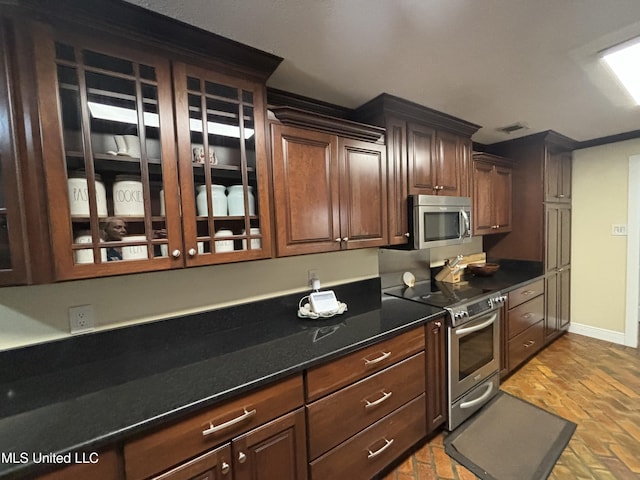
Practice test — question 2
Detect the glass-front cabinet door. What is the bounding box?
[34,27,182,280]
[173,63,271,266]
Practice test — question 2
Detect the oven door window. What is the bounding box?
[458,324,494,381]
[423,211,460,242]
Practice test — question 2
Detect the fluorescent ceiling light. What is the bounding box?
[602,37,640,105]
[87,102,254,138]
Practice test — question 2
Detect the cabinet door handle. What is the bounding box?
[188,248,197,256]
[202,408,256,437]
[238,452,247,464]
[434,321,442,329]
[335,238,342,242]
[364,351,391,366]
[221,462,230,475]
[404,232,410,237]
[367,438,394,459]
[171,249,181,258]
[558,194,566,198]
[342,237,349,242]
[364,391,393,409]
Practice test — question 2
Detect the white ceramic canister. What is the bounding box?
[113,175,145,217]
[74,233,107,264]
[242,228,261,250]
[227,185,255,217]
[214,229,234,253]
[67,171,108,217]
[121,235,149,260]
[159,189,165,216]
[196,184,227,216]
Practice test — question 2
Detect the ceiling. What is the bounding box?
[126,0,640,145]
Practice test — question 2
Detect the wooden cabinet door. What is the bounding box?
[33,24,182,280]
[425,318,447,434]
[493,164,512,232]
[559,205,571,269]
[436,130,462,195]
[545,205,559,273]
[472,161,494,235]
[385,116,409,244]
[546,152,571,203]
[173,63,272,265]
[559,267,571,331]
[407,122,436,194]
[271,124,340,256]
[150,445,231,480]
[545,273,559,341]
[338,138,387,249]
[232,408,307,480]
[0,25,29,285]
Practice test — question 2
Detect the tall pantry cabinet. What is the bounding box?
[485,131,576,342]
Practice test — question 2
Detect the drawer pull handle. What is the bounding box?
[521,290,535,296]
[367,438,394,459]
[522,313,533,319]
[365,391,393,409]
[221,462,230,475]
[364,351,391,366]
[202,408,256,437]
[523,340,536,348]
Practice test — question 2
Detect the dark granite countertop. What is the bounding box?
[463,259,544,292]
[0,259,542,478]
[0,277,443,479]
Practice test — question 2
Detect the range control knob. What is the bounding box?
[453,311,467,320]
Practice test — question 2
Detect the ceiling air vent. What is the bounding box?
[496,122,529,134]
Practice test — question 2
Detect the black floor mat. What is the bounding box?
[444,391,576,480]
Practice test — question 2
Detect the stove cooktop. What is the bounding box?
[383,281,493,309]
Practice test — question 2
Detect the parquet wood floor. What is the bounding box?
[380,332,640,480]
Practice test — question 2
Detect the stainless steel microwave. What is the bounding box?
[410,195,472,249]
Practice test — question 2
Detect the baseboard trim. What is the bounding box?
[568,323,626,345]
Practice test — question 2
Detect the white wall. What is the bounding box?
[0,249,379,351]
[571,139,640,344]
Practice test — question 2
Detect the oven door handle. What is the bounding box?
[454,313,498,336]
[459,381,495,410]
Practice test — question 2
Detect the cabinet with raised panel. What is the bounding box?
[472,153,512,235]
[353,93,480,245]
[270,110,387,257]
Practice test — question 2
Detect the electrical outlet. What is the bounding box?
[308,269,319,287]
[69,305,95,334]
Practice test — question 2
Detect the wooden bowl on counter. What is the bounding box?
[466,262,500,276]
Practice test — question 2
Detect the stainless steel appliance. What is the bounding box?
[384,280,505,431]
[446,291,505,430]
[410,195,471,249]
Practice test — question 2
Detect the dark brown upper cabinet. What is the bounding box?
[0,0,281,284]
[472,153,513,235]
[270,108,387,257]
[353,94,480,245]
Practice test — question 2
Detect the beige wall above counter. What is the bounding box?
[0,249,379,351]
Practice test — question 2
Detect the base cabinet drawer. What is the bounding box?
[508,320,545,371]
[309,394,426,480]
[124,375,304,480]
[508,295,544,339]
[307,352,425,459]
[306,327,425,401]
[508,279,544,309]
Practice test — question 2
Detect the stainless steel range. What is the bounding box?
[445,290,505,430]
[379,248,506,430]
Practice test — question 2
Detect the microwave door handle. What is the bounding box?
[460,210,471,238]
